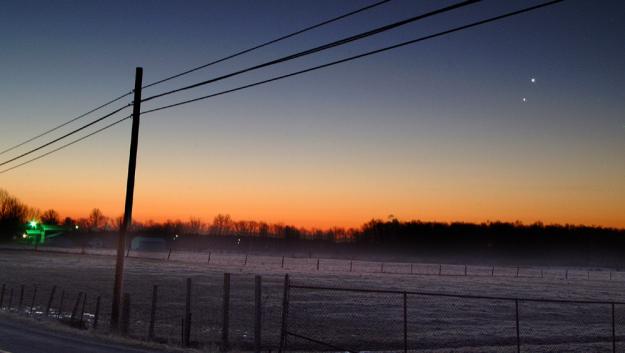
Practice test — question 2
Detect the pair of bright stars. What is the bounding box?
[522,77,536,103]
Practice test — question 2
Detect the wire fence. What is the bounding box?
[281,278,625,353]
[4,244,625,284]
[0,273,285,351]
[2,268,625,352]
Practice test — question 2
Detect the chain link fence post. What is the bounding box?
[184,278,192,347]
[515,299,520,353]
[403,292,408,353]
[221,273,230,352]
[149,285,158,340]
[278,274,290,353]
[612,303,616,353]
[255,275,262,353]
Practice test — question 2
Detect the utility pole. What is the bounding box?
[111,67,143,331]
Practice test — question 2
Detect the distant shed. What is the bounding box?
[131,236,167,251]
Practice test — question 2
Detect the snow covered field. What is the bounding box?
[0,247,624,352]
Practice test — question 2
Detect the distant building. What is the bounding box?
[131,236,167,251]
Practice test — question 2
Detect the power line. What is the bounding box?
[142,0,565,115]
[141,0,480,103]
[0,1,390,156]
[0,104,131,167]
[0,115,131,175]
[0,0,565,175]
[0,92,132,157]
[142,0,393,89]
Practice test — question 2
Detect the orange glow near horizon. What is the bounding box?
[3,156,624,230]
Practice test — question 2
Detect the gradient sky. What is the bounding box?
[1,0,624,228]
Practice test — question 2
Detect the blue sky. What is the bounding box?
[1,0,624,228]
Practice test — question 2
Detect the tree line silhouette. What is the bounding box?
[2,189,624,253]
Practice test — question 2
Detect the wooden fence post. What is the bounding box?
[45,285,56,316]
[464,265,467,276]
[93,296,101,330]
[30,286,37,314]
[80,294,87,326]
[58,290,65,318]
[70,292,83,321]
[18,284,24,310]
[281,256,285,269]
[184,278,192,347]
[244,254,248,267]
[222,273,231,352]
[8,288,13,310]
[208,252,212,264]
[0,284,5,309]
[167,248,172,261]
[148,285,158,340]
[516,267,519,278]
[438,264,442,276]
[491,266,495,276]
[121,293,131,336]
[316,258,320,271]
[254,275,262,353]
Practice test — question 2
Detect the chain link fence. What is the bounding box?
[2,247,625,352]
[0,272,286,351]
[281,278,625,353]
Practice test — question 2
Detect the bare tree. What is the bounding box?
[62,217,76,228]
[88,208,106,231]
[211,214,233,236]
[41,209,60,225]
[186,217,205,235]
[234,220,257,236]
[258,222,270,238]
[113,215,124,231]
[0,189,29,240]
[76,218,90,230]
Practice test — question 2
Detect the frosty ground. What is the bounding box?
[0,248,624,352]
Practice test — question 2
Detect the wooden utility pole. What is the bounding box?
[111,67,143,330]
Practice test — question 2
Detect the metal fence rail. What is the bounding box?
[280,279,625,353]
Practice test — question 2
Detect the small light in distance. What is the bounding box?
[522,97,527,102]
[22,233,27,239]
[530,77,536,83]
[29,220,38,228]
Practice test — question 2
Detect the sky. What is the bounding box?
[1,0,624,229]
